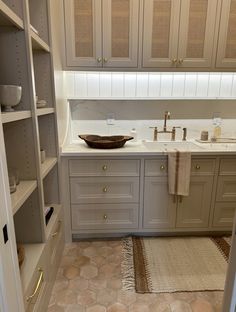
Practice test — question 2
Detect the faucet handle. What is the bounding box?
[149,127,158,141]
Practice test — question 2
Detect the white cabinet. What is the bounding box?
[64,0,139,68]
[142,0,218,68]
[216,0,236,68]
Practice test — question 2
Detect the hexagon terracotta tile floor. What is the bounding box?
[48,239,224,312]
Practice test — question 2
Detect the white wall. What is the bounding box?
[50,0,69,146]
[65,72,236,99]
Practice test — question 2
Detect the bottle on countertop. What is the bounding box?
[130,128,137,142]
[212,112,222,139]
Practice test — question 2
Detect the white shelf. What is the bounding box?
[1,110,31,123]
[36,108,54,117]
[41,157,57,179]
[20,243,45,295]
[11,180,37,215]
[45,204,61,240]
[31,29,50,52]
[0,1,24,29]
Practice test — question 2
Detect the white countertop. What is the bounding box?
[61,140,236,157]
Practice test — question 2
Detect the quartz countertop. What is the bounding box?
[61,140,236,157]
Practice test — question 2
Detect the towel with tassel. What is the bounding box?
[168,151,191,196]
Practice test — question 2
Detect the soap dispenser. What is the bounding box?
[212,112,222,139]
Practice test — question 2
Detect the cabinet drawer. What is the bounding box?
[145,159,168,176]
[191,159,215,175]
[69,159,140,176]
[71,203,139,230]
[25,250,47,312]
[216,176,236,202]
[219,159,236,175]
[212,203,236,228]
[145,158,215,176]
[70,177,139,203]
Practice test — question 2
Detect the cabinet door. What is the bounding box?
[176,176,213,228]
[142,0,181,68]
[143,177,176,229]
[64,0,102,67]
[213,203,236,228]
[216,0,236,68]
[102,0,139,67]
[178,0,218,68]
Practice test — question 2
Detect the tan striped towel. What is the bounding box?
[168,151,191,196]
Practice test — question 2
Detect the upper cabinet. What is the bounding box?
[142,0,181,68]
[64,0,139,68]
[216,0,236,68]
[142,0,218,68]
[64,0,236,71]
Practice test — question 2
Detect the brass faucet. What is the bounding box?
[149,112,184,141]
[163,111,170,132]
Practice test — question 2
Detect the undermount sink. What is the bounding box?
[143,141,204,151]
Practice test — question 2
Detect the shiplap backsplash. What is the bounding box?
[65,72,236,99]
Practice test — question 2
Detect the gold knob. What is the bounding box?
[178,59,183,65]
[103,58,108,63]
[195,165,200,170]
[172,58,177,64]
[103,214,108,220]
[102,165,107,171]
[160,165,165,171]
[103,187,108,193]
[97,57,102,63]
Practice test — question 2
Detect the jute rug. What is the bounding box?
[122,236,231,293]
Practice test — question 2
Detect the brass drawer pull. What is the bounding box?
[103,187,108,193]
[103,214,108,220]
[26,268,44,302]
[160,165,166,171]
[52,220,62,238]
[195,165,201,170]
[102,165,107,171]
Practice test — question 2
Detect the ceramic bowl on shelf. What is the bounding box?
[0,85,22,112]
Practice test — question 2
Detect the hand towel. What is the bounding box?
[168,151,191,196]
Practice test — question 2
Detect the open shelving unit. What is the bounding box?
[0,0,63,310]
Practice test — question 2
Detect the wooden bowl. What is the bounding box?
[79,135,133,149]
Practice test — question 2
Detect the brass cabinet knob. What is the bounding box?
[172,58,177,64]
[97,57,102,63]
[103,214,108,220]
[195,165,201,170]
[103,58,108,63]
[102,165,107,171]
[178,59,183,65]
[103,187,108,193]
[160,165,165,171]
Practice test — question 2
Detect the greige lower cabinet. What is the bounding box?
[176,176,213,228]
[69,159,140,232]
[144,177,176,229]
[212,159,236,228]
[144,159,214,230]
[63,156,236,238]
